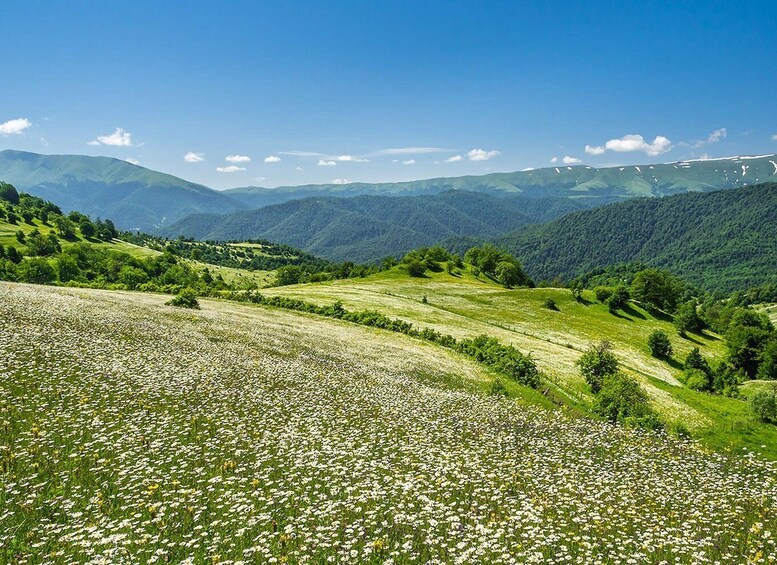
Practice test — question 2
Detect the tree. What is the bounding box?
[570,280,584,300]
[577,341,619,394]
[607,285,630,312]
[757,337,777,380]
[18,257,56,284]
[593,373,656,426]
[54,216,77,240]
[685,347,710,375]
[406,260,425,277]
[726,324,771,379]
[674,301,704,335]
[275,264,304,286]
[118,265,149,289]
[79,218,96,238]
[167,288,200,309]
[0,181,20,204]
[15,230,26,244]
[631,268,683,312]
[495,261,521,288]
[56,254,81,283]
[647,330,673,359]
[594,286,613,303]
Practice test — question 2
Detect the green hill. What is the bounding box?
[498,182,777,292]
[0,150,244,231]
[263,266,777,458]
[162,191,596,262]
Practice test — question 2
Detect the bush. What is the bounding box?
[17,257,56,284]
[682,368,711,392]
[750,389,777,423]
[489,378,509,397]
[406,260,425,277]
[577,341,619,394]
[647,330,673,359]
[167,288,200,309]
[543,298,558,311]
[594,373,657,426]
[674,301,704,335]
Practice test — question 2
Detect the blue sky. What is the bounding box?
[1,1,776,189]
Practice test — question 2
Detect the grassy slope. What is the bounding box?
[3,282,776,563]
[264,267,777,458]
[0,217,273,286]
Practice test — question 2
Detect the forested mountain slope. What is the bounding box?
[162,191,591,262]
[499,182,777,291]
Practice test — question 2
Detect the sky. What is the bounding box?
[1,0,776,189]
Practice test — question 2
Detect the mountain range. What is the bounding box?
[2,149,776,235]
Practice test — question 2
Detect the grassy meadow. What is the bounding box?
[2,282,776,563]
[263,267,777,458]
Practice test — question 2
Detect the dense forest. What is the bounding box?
[498,182,777,292]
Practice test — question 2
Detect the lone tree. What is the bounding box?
[577,341,619,394]
[631,268,683,312]
[0,181,20,205]
[648,330,673,359]
[674,301,704,335]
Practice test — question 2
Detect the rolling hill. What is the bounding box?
[498,182,777,292]
[0,150,244,231]
[161,191,595,262]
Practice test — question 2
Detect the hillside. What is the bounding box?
[498,182,777,292]
[3,282,776,563]
[0,150,243,231]
[162,191,592,262]
[225,154,777,207]
[264,267,777,457]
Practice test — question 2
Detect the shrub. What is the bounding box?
[750,389,777,423]
[167,288,200,309]
[577,341,619,394]
[647,330,673,359]
[17,257,56,284]
[684,347,710,375]
[543,298,558,311]
[489,378,509,397]
[682,368,711,392]
[406,260,425,277]
[593,373,657,426]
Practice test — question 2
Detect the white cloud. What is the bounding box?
[563,156,582,165]
[226,154,251,163]
[402,159,416,165]
[706,128,727,144]
[772,134,777,141]
[584,145,606,155]
[184,152,204,163]
[550,157,559,163]
[334,154,369,162]
[264,155,281,163]
[295,166,303,171]
[331,178,350,184]
[88,127,134,146]
[318,160,336,167]
[216,165,246,173]
[585,134,672,156]
[124,157,140,165]
[279,150,326,157]
[445,155,463,163]
[521,167,535,171]
[255,176,266,182]
[0,117,31,135]
[371,147,452,156]
[467,148,500,161]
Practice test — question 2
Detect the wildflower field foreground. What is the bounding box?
[1,283,776,564]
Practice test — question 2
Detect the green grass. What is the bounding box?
[3,283,776,563]
[265,265,777,458]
